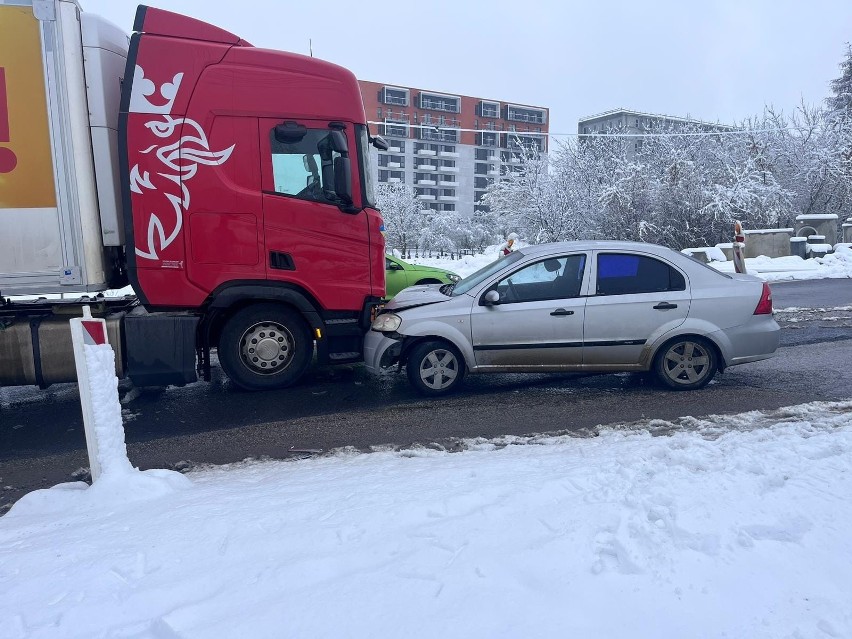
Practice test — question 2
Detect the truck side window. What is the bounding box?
[269,128,340,204]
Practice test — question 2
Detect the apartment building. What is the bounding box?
[578,108,735,153]
[359,81,549,216]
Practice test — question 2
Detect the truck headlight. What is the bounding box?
[372,313,402,332]
[447,273,461,283]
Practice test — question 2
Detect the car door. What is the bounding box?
[583,251,690,367]
[384,257,410,298]
[470,253,589,369]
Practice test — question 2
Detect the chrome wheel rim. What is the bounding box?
[239,321,295,375]
[419,349,459,390]
[663,341,711,385]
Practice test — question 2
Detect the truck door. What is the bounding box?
[259,119,370,312]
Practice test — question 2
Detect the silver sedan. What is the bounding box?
[364,241,780,396]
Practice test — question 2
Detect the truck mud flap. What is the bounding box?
[125,314,199,387]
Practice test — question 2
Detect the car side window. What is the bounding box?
[596,253,685,296]
[494,255,586,304]
[269,128,340,204]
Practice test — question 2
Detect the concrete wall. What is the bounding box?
[795,214,839,245]
[743,229,793,258]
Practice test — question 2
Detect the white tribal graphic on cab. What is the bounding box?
[128,65,235,261]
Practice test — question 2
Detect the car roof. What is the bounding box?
[517,240,676,258]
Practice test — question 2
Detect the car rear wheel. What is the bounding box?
[653,336,718,390]
[406,340,466,396]
[219,304,313,391]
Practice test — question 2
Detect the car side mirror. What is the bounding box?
[482,290,500,306]
[387,262,404,271]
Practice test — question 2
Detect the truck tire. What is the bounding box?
[218,304,313,391]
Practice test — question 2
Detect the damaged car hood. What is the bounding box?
[382,285,452,311]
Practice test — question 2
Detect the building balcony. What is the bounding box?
[442,166,459,173]
[438,195,459,202]
[487,169,500,176]
[417,164,437,171]
[387,162,402,169]
[417,194,436,201]
[439,151,459,158]
[389,146,404,153]
[438,180,458,187]
[417,179,437,186]
[387,177,402,183]
[417,149,437,156]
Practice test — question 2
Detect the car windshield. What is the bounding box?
[450,251,524,296]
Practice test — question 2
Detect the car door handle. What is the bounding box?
[550,308,574,316]
[653,302,678,310]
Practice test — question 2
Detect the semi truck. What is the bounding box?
[0,1,388,391]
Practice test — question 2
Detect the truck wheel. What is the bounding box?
[406,340,466,396]
[218,304,313,391]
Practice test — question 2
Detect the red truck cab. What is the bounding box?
[120,6,386,389]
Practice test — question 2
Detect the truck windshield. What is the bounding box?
[357,125,377,208]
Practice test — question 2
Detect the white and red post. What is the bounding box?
[69,306,110,481]
[733,220,748,274]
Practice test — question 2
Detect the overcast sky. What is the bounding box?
[82,0,852,137]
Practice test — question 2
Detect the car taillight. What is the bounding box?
[754,282,773,315]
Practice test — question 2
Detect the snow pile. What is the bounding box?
[2,401,851,638]
[15,344,191,518]
[407,243,510,278]
[681,246,728,262]
[710,244,852,281]
[84,344,135,477]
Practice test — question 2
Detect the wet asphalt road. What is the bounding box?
[1,278,851,513]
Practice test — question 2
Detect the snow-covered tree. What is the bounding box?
[826,43,852,117]
[375,183,426,255]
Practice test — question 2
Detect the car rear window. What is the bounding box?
[596,253,686,295]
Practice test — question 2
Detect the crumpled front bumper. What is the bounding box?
[363,330,403,375]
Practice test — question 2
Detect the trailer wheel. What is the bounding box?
[218,304,313,391]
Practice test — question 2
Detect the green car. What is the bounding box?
[384,255,461,300]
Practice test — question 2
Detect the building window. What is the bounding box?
[379,170,405,183]
[419,92,460,113]
[477,131,498,146]
[382,120,409,138]
[420,128,458,143]
[479,101,499,118]
[378,154,405,168]
[382,87,409,106]
[506,105,546,124]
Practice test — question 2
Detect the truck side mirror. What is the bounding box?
[330,130,349,154]
[371,135,389,151]
[333,156,353,207]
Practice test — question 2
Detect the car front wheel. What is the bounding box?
[653,336,718,390]
[406,340,466,396]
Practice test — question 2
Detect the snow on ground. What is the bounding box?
[710,245,852,282]
[409,243,852,282]
[2,400,852,638]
